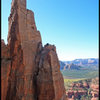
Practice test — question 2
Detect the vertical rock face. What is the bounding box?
[37,45,66,100]
[1,40,11,100]
[7,0,42,99]
[1,0,66,100]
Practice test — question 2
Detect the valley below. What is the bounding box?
[60,58,99,100]
[61,69,99,100]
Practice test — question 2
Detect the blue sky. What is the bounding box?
[1,0,99,61]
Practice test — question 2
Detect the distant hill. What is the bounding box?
[63,58,98,65]
[59,61,66,70]
[60,58,99,70]
[65,63,81,70]
[60,62,81,70]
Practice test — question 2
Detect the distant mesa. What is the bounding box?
[60,62,81,70]
[60,58,99,70]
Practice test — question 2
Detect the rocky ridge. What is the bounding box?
[1,0,66,100]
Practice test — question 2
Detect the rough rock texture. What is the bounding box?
[1,0,66,100]
[1,40,11,100]
[37,45,66,100]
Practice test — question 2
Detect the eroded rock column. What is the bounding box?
[1,0,67,100]
[7,0,42,100]
[37,45,66,100]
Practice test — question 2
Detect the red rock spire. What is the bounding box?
[1,0,67,100]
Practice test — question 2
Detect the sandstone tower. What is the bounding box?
[1,0,66,100]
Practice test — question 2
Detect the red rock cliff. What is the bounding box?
[1,0,66,100]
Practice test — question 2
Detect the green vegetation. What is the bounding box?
[64,78,85,83]
[80,94,92,100]
[64,78,83,87]
[65,78,91,99]
[61,66,99,100]
[64,78,86,91]
[62,69,98,91]
[61,69,98,79]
